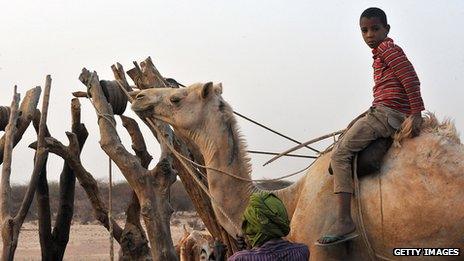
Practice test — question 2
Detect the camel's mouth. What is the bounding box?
[131,102,153,112]
[134,109,171,125]
[151,115,170,124]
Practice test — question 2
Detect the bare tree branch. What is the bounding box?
[13,76,51,226]
[51,98,88,259]
[79,69,147,187]
[80,67,177,260]
[1,76,51,260]
[1,87,20,220]
[31,134,124,242]
[1,86,20,261]
[36,155,52,260]
[0,86,41,165]
[120,116,152,168]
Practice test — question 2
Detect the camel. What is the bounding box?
[131,82,464,260]
[175,225,214,261]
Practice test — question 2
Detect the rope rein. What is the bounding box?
[353,155,395,261]
[232,111,320,154]
[353,155,376,260]
[166,143,314,182]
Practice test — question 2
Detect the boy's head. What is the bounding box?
[359,7,390,49]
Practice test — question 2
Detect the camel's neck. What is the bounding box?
[180,115,303,236]
[181,117,252,236]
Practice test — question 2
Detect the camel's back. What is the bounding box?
[288,132,464,260]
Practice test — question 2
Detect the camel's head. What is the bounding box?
[131,82,224,130]
[175,226,215,261]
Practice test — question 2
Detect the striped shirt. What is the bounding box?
[227,238,309,261]
[372,38,425,115]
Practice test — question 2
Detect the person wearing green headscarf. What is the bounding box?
[228,192,309,261]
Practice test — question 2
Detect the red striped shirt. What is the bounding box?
[372,38,425,115]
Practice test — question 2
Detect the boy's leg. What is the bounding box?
[318,109,394,244]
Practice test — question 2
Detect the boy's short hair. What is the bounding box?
[360,7,388,26]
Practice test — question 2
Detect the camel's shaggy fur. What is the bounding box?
[394,112,461,147]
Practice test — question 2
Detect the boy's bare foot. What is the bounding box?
[317,218,357,244]
[316,192,358,245]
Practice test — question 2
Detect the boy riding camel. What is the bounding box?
[317,7,425,246]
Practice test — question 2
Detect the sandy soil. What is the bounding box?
[4,212,204,260]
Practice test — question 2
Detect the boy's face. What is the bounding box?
[359,17,390,49]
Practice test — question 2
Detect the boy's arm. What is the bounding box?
[380,46,425,115]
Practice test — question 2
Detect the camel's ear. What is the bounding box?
[214,83,223,95]
[201,82,214,99]
[129,90,141,99]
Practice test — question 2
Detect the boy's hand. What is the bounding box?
[411,113,423,137]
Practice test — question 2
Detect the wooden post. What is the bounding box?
[120,116,152,260]
[36,155,52,260]
[1,86,20,261]
[1,76,52,260]
[31,133,124,243]
[79,68,177,260]
[50,98,88,260]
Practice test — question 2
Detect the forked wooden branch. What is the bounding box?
[29,98,128,257]
[79,69,147,187]
[30,134,124,242]
[14,76,51,226]
[124,58,176,162]
[111,63,133,94]
[1,76,51,261]
[50,98,87,259]
[79,68,177,260]
[126,57,169,90]
[119,115,153,259]
[120,115,152,168]
[0,86,41,165]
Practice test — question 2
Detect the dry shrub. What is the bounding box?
[11,179,194,223]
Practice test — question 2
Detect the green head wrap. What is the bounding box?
[242,192,290,247]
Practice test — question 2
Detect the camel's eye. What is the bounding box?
[135,93,145,100]
[170,95,182,105]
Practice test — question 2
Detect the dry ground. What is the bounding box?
[4,212,204,260]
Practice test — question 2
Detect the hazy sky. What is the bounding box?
[1,0,463,183]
